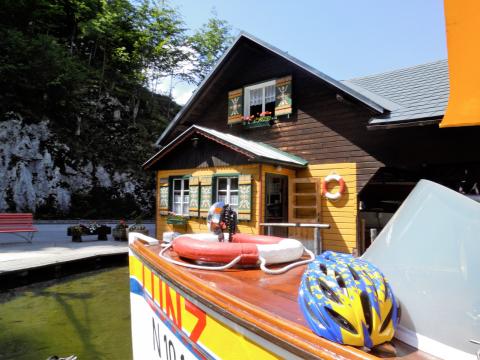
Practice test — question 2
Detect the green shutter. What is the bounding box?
[158,178,169,216]
[228,88,243,125]
[237,174,253,221]
[199,176,213,218]
[189,176,200,217]
[275,75,292,116]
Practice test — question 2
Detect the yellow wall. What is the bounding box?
[156,162,357,254]
[293,163,357,254]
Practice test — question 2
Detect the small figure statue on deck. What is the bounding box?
[207,202,237,242]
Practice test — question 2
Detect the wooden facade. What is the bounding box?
[147,34,480,254]
[163,39,382,192]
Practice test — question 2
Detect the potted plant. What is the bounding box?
[128,217,149,236]
[113,219,129,241]
[70,225,83,242]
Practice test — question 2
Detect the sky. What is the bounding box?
[159,0,447,104]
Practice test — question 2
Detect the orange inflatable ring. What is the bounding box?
[158,233,315,275]
[173,233,295,265]
[321,174,345,201]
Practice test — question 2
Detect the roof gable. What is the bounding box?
[144,125,308,170]
[155,32,386,146]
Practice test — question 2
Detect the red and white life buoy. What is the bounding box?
[159,232,314,275]
[321,174,346,201]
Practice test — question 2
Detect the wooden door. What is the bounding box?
[264,173,288,237]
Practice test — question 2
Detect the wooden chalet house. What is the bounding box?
[144,33,480,255]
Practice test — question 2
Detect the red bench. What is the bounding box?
[0,213,37,243]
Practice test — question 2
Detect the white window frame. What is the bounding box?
[216,177,239,211]
[172,178,189,216]
[244,79,276,116]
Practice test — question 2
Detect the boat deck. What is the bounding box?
[132,240,439,360]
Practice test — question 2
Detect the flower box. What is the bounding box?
[243,120,272,129]
[166,216,188,225]
[242,114,277,129]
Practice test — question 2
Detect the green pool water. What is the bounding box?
[0,267,132,360]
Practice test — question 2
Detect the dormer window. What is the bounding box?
[227,75,292,126]
[244,80,276,118]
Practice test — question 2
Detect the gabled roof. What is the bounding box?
[155,32,387,146]
[144,125,308,170]
[344,60,449,127]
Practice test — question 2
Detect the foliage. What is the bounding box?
[188,11,234,84]
[0,0,233,219]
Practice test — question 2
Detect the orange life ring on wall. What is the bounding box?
[321,174,346,201]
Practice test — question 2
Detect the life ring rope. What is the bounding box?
[321,174,346,201]
[159,243,245,271]
[259,248,315,275]
[159,241,315,275]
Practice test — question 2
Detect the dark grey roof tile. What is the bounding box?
[343,60,449,125]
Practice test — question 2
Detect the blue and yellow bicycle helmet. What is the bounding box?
[298,251,399,348]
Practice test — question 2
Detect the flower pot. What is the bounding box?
[72,234,82,242]
[113,228,128,241]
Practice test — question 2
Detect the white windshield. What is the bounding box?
[363,180,480,359]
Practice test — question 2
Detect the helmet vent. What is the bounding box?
[335,271,346,288]
[302,297,327,328]
[324,307,358,334]
[319,263,327,275]
[383,278,389,301]
[360,291,373,335]
[347,265,361,281]
[380,306,393,333]
[318,280,340,303]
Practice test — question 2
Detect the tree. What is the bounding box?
[188,12,234,85]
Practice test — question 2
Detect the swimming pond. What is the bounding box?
[0,267,132,360]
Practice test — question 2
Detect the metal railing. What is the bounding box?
[260,223,330,255]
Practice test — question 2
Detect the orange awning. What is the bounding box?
[440,0,480,127]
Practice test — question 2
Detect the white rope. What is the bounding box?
[259,247,315,275]
[159,243,244,271]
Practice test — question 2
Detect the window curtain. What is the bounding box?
[250,88,263,106]
[265,85,275,104]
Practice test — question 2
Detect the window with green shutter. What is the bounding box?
[215,176,239,212]
[228,76,292,126]
[212,174,252,221]
[171,177,189,216]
